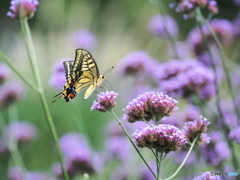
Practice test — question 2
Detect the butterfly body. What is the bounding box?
[52,49,104,103]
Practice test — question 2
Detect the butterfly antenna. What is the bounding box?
[105,79,114,91]
[52,92,62,103]
[103,66,114,76]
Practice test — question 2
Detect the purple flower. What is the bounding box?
[233,0,240,6]
[0,81,25,107]
[72,29,97,50]
[183,116,210,144]
[57,132,99,177]
[148,14,178,38]
[91,91,118,112]
[7,0,39,19]
[132,124,187,153]
[193,171,223,180]
[167,41,191,59]
[49,58,71,89]
[200,131,231,166]
[158,60,215,100]
[208,0,218,14]
[7,166,48,180]
[123,91,178,123]
[188,19,233,55]
[4,121,37,144]
[229,126,240,143]
[105,136,131,161]
[0,64,10,84]
[116,51,159,78]
[233,13,240,38]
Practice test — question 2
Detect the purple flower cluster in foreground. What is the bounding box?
[132,124,187,153]
[91,91,118,112]
[183,116,210,144]
[7,0,39,19]
[148,14,178,38]
[123,91,179,123]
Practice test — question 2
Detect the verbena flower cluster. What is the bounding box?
[0,64,9,85]
[193,171,223,180]
[171,0,218,19]
[7,0,39,19]
[132,124,187,153]
[183,116,210,144]
[91,91,118,112]
[123,91,179,123]
[156,60,215,100]
[72,29,97,50]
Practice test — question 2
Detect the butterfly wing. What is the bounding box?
[63,61,73,84]
[73,49,103,99]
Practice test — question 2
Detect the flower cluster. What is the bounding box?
[188,19,233,56]
[200,131,231,166]
[229,126,240,143]
[7,0,39,19]
[53,132,101,178]
[4,121,37,145]
[91,91,118,112]
[49,58,69,89]
[123,91,178,123]
[0,64,10,85]
[148,14,178,38]
[0,81,25,107]
[171,0,218,19]
[72,29,97,50]
[116,51,158,78]
[183,116,210,144]
[132,124,187,153]
[157,60,215,100]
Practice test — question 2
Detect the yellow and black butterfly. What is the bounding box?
[52,49,104,103]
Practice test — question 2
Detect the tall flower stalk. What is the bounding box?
[1,2,70,180]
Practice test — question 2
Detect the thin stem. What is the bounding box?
[196,8,240,121]
[162,136,199,180]
[156,150,159,180]
[19,15,69,180]
[0,50,39,92]
[110,110,157,179]
[158,152,163,180]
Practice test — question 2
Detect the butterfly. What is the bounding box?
[52,49,104,103]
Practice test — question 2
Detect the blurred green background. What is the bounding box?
[0,0,239,179]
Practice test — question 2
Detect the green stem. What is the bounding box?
[19,16,69,180]
[161,136,199,180]
[110,110,157,179]
[196,8,240,121]
[0,51,39,92]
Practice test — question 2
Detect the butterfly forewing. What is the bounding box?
[63,61,73,84]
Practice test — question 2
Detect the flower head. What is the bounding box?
[200,131,231,166]
[0,81,25,107]
[132,124,187,153]
[72,29,97,50]
[123,91,178,123]
[4,121,37,145]
[193,171,223,180]
[7,0,39,19]
[229,126,240,143]
[58,132,99,176]
[0,64,10,84]
[91,91,118,112]
[183,116,210,144]
[116,51,158,78]
[49,58,71,90]
[148,14,178,38]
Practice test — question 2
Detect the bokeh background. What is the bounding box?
[0,0,240,180]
